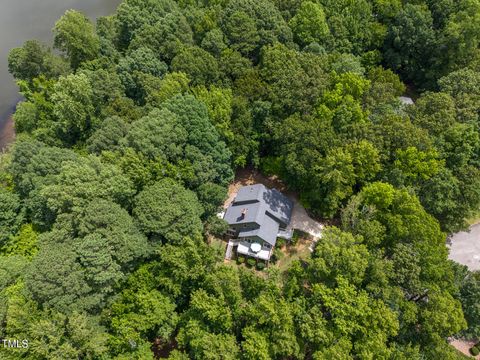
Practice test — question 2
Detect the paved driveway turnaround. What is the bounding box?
[448,223,480,271]
[289,197,323,239]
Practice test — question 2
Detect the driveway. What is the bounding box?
[448,223,480,271]
[289,197,323,239]
[450,338,479,359]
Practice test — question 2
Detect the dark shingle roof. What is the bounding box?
[223,201,263,225]
[237,215,279,246]
[224,184,294,246]
[262,188,293,226]
[234,184,265,204]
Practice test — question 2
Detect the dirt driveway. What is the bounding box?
[224,168,324,241]
[450,339,479,359]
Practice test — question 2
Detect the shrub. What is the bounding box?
[256,262,266,271]
[260,156,283,177]
[205,216,229,237]
[270,248,284,264]
[470,346,479,356]
[290,233,299,246]
[246,258,256,267]
[291,229,309,246]
[276,238,286,248]
[237,256,245,264]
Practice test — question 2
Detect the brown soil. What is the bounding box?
[450,339,479,359]
[224,167,292,209]
[152,337,178,359]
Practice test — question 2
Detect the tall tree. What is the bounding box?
[133,179,204,244]
[53,10,100,69]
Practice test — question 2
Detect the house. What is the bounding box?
[223,184,294,261]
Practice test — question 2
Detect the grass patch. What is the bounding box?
[208,236,226,260]
[274,230,312,272]
[467,209,480,226]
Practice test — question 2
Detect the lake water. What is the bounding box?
[0,0,121,148]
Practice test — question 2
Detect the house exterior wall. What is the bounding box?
[229,222,259,235]
[240,236,272,250]
[237,241,272,261]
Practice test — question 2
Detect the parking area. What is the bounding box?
[448,223,480,271]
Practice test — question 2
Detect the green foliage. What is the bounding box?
[276,237,286,248]
[80,67,126,114]
[8,40,69,83]
[256,262,266,271]
[0,281,109,359]
[205,216,228,237]
[260,156,283,177]
[5,0,480,358]
[123,94,233,189]
[246,258,256,267]
[221,0,292,58]
[420,291,467,339]
[289,1,329,46]
[470,346,480,356]
[129,10,193,63]
[117,47,168,102]
[201,29,227,57]
[311,227,370,286]
[193,85,234,142]
[384,4,437,88]
[171,46,220,86]
[126,108,187,161]
[0,189,24,245]
[160,94,234,186]
[38,155,135,223]
[52,73,96,144]
[115,0,180,49]
[87,116,129,154]
[133,179,203,244]
[144,71,190,106]
[196,183,227,218]
[320,0,385,54]
[53,10,100,69]
[25,198,148,313]
[453,265,480,339]
[392,146,444,185]
[109,286,178,356]
[1,224,38,259]
[271,248,284,264]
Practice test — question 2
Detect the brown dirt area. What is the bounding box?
[223,167,291,209]
[0,115,15,151]
[450,339,479,359]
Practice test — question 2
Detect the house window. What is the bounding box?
[265,244,271,249]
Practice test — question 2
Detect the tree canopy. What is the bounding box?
[4,0,480,358]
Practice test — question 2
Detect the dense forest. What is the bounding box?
[1,0,480,358]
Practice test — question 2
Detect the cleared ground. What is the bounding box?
[449,339,480,359]
[224,167,324,241]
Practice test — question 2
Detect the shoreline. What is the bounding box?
[0,113,14,151]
